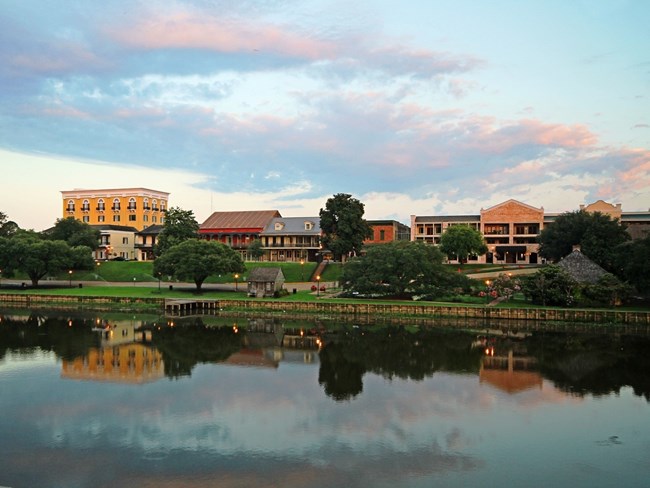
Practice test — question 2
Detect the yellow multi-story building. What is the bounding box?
[60,187,170,231]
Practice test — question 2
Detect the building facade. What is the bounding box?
[411,199,546,264]
[259,217,322,262]
[95,225,139,261]
[61,188,169,232]
[365,220,411,245]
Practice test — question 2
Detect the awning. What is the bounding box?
[495,246,527,253]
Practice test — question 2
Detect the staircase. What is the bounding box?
[310,261,328,281]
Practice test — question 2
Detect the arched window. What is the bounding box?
[160,201,166,212]
[97,199,105,211]
[66,199,75,212]
[152,199,158,211]
[128,198,136,210]
[82,199,90,211]
[143,198,150,210]
[112,198,121,211]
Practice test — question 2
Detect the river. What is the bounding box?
[1,309,649,487]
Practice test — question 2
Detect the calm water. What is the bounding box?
[1,310,649,488]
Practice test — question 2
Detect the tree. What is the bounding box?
[247,239,264,261]
[155,207,200,256]
[342,241,471,299]
[0,235,93,286]
[319,193,372,261]
[439,225,488,263]
[538,210,629,272]
[153,239,245,291]
[521,266,577,307]
[46,217,100,250]
[614,235,650,294]
[0,211,19,237]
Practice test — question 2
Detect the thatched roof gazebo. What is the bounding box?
[557,246,607,284]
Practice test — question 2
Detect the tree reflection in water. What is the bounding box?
[1,310,650,402]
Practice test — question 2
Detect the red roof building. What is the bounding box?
[199,210,281,251]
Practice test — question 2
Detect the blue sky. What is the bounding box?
[1,0,648,230]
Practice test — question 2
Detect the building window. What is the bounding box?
[143,198,150,211]
[129,214,136,221]
[128,198,136,210]
[160,201,166,212]
[112,198,121,211]
[152,199,158,211]
[81,199,90,211]
[379,229,385,241]
[143,215,148,222]
[66,200,75,212]
[122,237,129,244]
[275,222,284,231]
[98,215,105,222]
[113,215,121,222]
[82,215,89,223]
[160,216,164,224]
[152,216,157,223]
[304,221,313,230]
[97,199,105,211]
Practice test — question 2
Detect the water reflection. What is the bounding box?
[1,309,650,487]
[1,310,650,403]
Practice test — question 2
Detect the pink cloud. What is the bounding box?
[106,12,337,61]
[7,41,106,76]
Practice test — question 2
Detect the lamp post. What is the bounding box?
[157,272,162,293]
[234,273,239,291]
[300,260,304,281]
[133,277,136,287]
[316,275,321,297]
[0,268,2,289]
[485,280,490,304]
[68,270,73,288]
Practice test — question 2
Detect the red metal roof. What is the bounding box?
[200,210,281,231]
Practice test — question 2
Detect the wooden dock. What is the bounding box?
[165,299,220,315]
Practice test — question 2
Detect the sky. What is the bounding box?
[1,0,649,231]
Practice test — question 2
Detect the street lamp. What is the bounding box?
[133,277,136,287]
[485,280,491,304]
[157,272,162,293]
[316,275,321,297]
[300,260,304,281]
[234,273,239,291]
[68,270,73,288]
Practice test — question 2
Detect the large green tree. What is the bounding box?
[155,207,200,257]
[0,235,94,286]
[319,193,372,261]
[247,239,264,261]
[538,210,629,272]
[153,239,245,291]
[439,225,488,263]
[46,217,100,250]
[342,240,470,299]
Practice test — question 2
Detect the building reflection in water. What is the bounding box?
[61,318,163,384]
[477,332,542,394]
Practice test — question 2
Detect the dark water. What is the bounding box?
[1,310,649,488]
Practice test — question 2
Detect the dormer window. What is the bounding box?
[274,222,285,231]
[304,221,314,230]
[127,198,137,210]
[66,200,75,212]
[81,199,90,212]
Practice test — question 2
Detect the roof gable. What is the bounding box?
[481,199,543,222]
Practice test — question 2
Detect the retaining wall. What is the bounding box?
[1,294,648,324]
